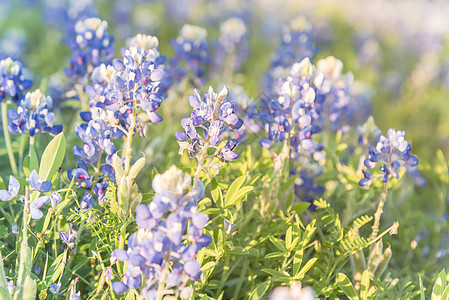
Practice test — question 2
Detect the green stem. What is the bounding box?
[75,84,89,112]
[156,251,171,300]
[370,183,388,241]
[2,101,18,176]
[18,134,27,175]
[123,113,136,174]
[232,261,249,299]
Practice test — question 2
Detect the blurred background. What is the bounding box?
[2,0,449,161]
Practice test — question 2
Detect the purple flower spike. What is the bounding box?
[28,170,52,193]
[0,176,20,201]
[359,128,419,187]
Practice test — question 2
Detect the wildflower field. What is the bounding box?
[2,0,449,299]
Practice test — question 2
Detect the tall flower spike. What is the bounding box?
[176,86,243,176]
[263,16,315,95]
[359,128,419,187]
[0,57,32,104]
[7,89,63,136]
[213,17,249,74]
[168,24,210,86]
[65,17,115,81]
[111,166,210,298]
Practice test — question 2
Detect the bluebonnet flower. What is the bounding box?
[28,170,52,193]
[0,175,20,201]
[7,280,14,295]
[30,196,50,219]
[176,87,242,174]
[263,17,315,95]
[126,34,160,53]
[70,38,167,207]
[169,24,210,86]
[7,89,63,136]
[258,58,324,156]
[213,17,249,74]
[67,167,92,189]
[314,56,370,133]
[60,227,78,249]
[49,282,63,296]
[0,57,32,104]
[65,18,114,81]
[79,193,95,209]
[94,181,109,203]
[112,166,210,297]
[224,219,236,234]
[359,128,419,187]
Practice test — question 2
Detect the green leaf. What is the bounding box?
[431,269,447,300]
[265,252,285,259]
[23,156,30,177]
[336,273,359,300]
[293,202,310,215]
[39,133,66,181]
[0,252,11,300]
[201,262,216,273]
[285,226,293,250]
[360,270,370,300]
[226,186,254,207]
[261,269,291,279]
[248,281,270,300]
[293,248,304,276]
[294,258,317,280]
[125,291,136,300]
[441,285,449,300]
[268,236,287,252]
[211,178,223,208]
[225,176,245,205]
[46,252,66,283]
[29,146,38,174]
[419,275,425,300]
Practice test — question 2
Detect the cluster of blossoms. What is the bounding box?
[0,57,32,103]
[176,86,242,172]
[263,16,315,95]
[169,24,210,86]
[258,57,324,155]
[69,34,167,208]
[314,56,372,133]
[213,17,249,74]
[65,17,115,81]
[0,170,61,219]
[112,166,210,298]
[7,89,62,136]
[359,128,419,187]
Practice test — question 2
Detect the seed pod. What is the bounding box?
[112,154,125,184]
[374,246,392,278]
[350,249,366,291]
[22,275,36,300]
[368,240,383,275]
[128,157,146,186]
